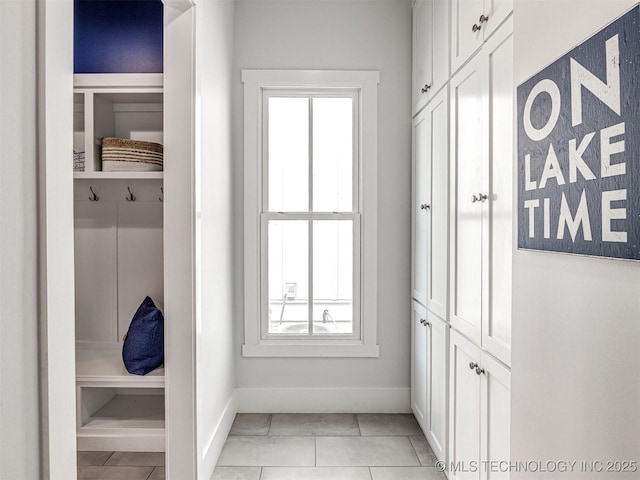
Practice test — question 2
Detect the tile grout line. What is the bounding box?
[368,466,374,480]
[356,414,362,436]
[258,466,264,480]
[103,451,116,466]
[314,436,317,467]
[267,413,274,435]
[407,436,423,466]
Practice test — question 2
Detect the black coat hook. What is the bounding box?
[89,186,99,202]
[159,187,163,202]
[126,186,136,202]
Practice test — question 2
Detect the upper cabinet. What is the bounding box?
[450,0,512,73]
[449,19,513,366]
[412,0,449,116]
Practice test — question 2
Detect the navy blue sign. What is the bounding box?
[517,7,640,259]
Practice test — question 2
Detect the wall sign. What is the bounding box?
[517,7,640,260]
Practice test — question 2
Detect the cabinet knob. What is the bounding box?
[421,84,431,94]
[420,204,431,210]
[420,318,426,325]
[471,193,488,203]
[479,14,489,24]
[469,361,478,370]
[425,321,431,327]
[475,366,486,375]
[472,23,481,33]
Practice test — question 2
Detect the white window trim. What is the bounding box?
[242,69,380,358]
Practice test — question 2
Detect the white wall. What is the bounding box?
[0,1,41,478]
[195,0,237,477]
[233,0,413,402]
[512,1,640,478]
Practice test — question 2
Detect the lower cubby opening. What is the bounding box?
[77,387,165,452]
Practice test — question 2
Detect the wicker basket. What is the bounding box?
[101,137,163,172]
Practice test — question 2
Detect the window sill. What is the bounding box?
[242,343,380,358]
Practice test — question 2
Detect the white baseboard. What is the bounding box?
[236,387,411,413]
[200,389,238,479]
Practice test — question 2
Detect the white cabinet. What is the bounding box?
[411,301,428,428]
[449,330,510,480]
[412,87,449,317]
[449,19,513,366]
[412,0,449,115]
[411,302,449,463]
[450,0,512,73]
[73,74,166,451]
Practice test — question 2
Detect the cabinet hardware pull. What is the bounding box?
[469,361,478,370]
[472,23,481,32]
[475,366,486,375]
[471,194,478,203]
[472,193,488,203]
[421,84,431,94]
[425,321,431,327]
[420,204,431,210]
[89,186,99,202]
[479,14,489,24]
[126,186,136,202]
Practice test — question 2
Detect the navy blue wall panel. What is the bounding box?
[74,0,163,73]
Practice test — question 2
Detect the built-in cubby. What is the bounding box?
[73,74,163,178]
[73,74,165,452]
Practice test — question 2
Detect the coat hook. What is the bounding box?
[89,186,99,202]
[126,186,136,202]
[159,187,163,203]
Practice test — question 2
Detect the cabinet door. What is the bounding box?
[480,352,510,480]
[482,19,513,367]
[482,0,513,39]
[413,0,433,115]
[449,330,481,480]
[425,312,449,462]
[426,89,448,320]
[431,0,450,96]
[451,0,484,73]
[411,301,428,429]
[412,109,431,306]
[450,56,486,345]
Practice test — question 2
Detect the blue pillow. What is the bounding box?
[122,296,164,375]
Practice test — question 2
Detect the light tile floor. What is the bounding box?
[77,451,164,480]
[77,414,445,480]
[214,414,446,480]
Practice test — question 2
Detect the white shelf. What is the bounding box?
[74,171,163,180]
[77,393,165,452]
[81,394,165,430]
[74,73,163,89]
[76,348,164,388]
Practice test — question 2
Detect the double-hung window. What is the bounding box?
[242,70,380,357]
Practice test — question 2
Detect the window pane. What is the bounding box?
[268,97,309,212]
[312,221,353,334]
[268,220,309,334]
[313,98,353,212]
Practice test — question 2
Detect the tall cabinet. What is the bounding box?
[73,74,166,452]
[411,1,513,476]
[411,0,450,464]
